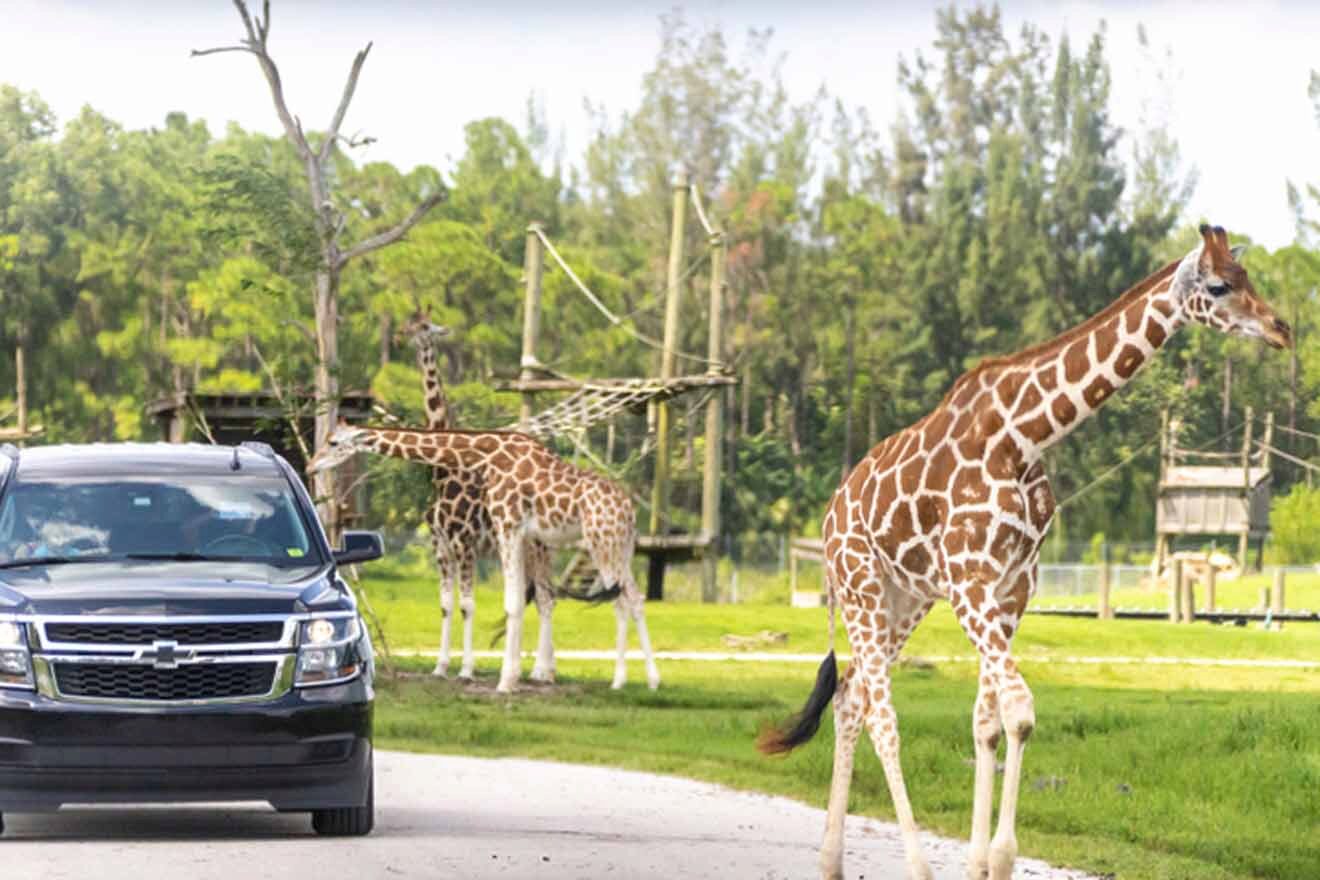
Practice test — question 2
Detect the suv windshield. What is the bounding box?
[0,473,320,568]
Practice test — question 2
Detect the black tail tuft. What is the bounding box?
[756,651,838,756]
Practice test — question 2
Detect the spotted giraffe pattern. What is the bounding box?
[401,311,558,682]
[761,225,1290,880]
[308,424,661,693]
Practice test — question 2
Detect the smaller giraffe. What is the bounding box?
[308,424,661,693]
[401,310,559,682]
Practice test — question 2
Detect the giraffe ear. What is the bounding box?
[1229,243,1247,261]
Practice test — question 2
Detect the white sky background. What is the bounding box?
[2,0,1318,249]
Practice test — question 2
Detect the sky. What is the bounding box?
[3,0,1319,249]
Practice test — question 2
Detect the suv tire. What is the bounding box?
[312,759,374,836]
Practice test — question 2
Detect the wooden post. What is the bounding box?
[1238,407,1254,573]
[1181,575,1195,623]
[650,169,688,538]
[1204,565,1216,614]
[519,223,545,430]
[1168,559,1182,623]
[1098,555,1113,621]
[700,228,726,604]
[1272,568,1286,630]
[14,340,26,445]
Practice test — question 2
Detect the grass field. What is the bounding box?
[360,554,1320,879]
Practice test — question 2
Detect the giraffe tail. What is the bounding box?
[756,649,838,755]
[757,568,839,756]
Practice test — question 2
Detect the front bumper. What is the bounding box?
[0,679,371,812]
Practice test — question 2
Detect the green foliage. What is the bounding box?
[1269,485,1320,564]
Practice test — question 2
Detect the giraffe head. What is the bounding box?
[305,422,372,474]
[400,307,452,349]
[1173,224,1292,350]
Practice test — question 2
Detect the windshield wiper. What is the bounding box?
[0,556,113,570]
[123,553,233,562]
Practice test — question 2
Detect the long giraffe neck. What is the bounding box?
[982,259,1184,464]
[355,428,490,470]
[413,338,452,430]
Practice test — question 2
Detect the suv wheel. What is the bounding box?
[312,761,374,836]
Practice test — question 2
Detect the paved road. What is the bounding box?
[2,751,1098,880]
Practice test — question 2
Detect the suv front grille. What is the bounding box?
[46,621,285,646]
[55,662,277,702]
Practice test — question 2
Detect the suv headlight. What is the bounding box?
[295,616,363,687]
[0,619,33,690]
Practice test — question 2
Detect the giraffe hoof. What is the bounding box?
[610,677,626,690]
[529,668,555,683]
[431,666,449,679]
[457,670,476,682]
[646,675,660,690]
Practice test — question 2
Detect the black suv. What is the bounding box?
[0,442,382,836]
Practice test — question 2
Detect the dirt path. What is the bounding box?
[3,750,1101,879]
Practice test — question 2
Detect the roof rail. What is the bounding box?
[239,441,277,460]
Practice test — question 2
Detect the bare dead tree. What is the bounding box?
[194,0,445,538]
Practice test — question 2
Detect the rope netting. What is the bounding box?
[507,376,716,441]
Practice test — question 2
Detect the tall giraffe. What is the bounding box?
[308,423,661,693]
[758,225,1291,880]
[401,311,558,682]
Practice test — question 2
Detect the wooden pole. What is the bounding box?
[1098,555,1113,621]
[15,340,26,445]
[1168,559,1183,623]
[1238,407,1254,573]
[650,169,688,537]
[700,228,726,604]
[1181,574,1195,623]
[519,223,545,430]
[1272,568,1286,630]
[1154,409,1170,577]
[1204,565,1216,614]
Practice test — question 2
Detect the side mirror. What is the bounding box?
[334,531,384,565]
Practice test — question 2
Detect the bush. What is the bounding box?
[1268,485,1320,564]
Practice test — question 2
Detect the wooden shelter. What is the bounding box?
[1154,408,1274,573]
[145,392,377,526]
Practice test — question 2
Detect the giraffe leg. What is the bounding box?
[528,541,556,683]
[620,569,660,690]
[432,539,454,678]
[952,584,1033,880]
[819,663,865,880]
[496,533,527,693]
[988,654,1032,880]
[610,593,629,689]
[863,665,934,880]
[456,551,477,681]
[966,671,1000,880]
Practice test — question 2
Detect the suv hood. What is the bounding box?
[0,561,347,617]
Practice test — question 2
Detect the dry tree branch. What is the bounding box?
[251,341,311,463]
[337,191,447,268]
[321,42,374,163]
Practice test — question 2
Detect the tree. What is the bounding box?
[194,0,445,534]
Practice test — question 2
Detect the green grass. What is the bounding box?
[361,555,1320,878]
[1034,570,1320,614]
[357,559,1320,666]
[376,657,1320,880]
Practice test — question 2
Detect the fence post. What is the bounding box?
[518,222,545,430]
[1181,575,1196,623]
[1204,566,1216,614]
[1168,559,1183,623]
[1272,569,1286,630]
[1098,557,1113,621]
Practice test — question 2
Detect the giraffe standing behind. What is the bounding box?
[758,225,1291,880]
[401,311,558,682]
[308,423,661,693]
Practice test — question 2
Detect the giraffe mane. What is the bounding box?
[937,257,1181,407]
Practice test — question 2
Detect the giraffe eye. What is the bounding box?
[1208,283,1229,297]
